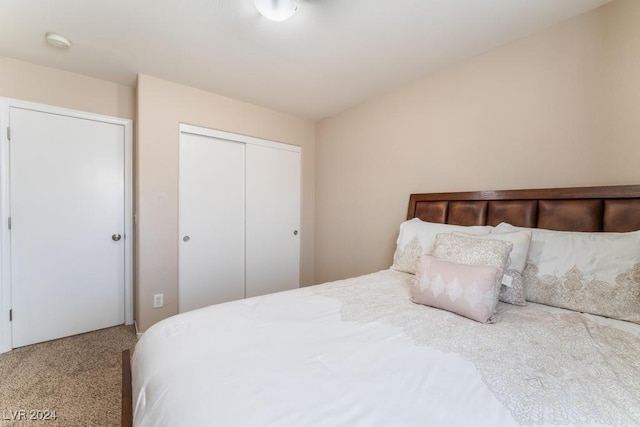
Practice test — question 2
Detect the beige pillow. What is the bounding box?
[391,218,492,274]
[433,233,513,309]
[455,230,533,306]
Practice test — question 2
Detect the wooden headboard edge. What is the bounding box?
[407,185,640,232]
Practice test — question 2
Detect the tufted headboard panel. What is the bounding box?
[407,185,640,233]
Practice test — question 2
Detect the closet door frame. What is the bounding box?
[0,98,134,354]
[180,124,302,155]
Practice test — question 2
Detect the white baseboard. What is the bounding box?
[134,321,143,339]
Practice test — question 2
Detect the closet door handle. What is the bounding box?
[112,234,122,241]
[183,236,190,242]
[293,230,298,236]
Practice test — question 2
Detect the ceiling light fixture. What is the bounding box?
[255,0,298,22]
[45,32,72,49]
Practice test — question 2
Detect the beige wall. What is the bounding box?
[315,0,640,283]
[0,58,315,333]
[0,56,134,119]
[136,74,315,331]
[3,0,637,331]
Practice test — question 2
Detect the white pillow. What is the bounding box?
[391,218,492,275]
[495,222,640,323]
[455,230,532,306]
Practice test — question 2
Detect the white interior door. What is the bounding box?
[179,133,245,312]
[10,107,126,348]
[245,144,301,297]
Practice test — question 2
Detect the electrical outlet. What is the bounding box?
[153,293,164,308]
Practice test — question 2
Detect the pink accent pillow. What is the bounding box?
[411,255,502,324]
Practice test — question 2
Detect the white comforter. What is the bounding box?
[132,270,640,426]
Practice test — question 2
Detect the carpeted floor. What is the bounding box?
[0,325,137,427]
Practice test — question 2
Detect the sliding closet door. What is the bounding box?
[245,144,301,297]
[179,133,245,312]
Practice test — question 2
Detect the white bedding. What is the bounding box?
[132,270,640,426]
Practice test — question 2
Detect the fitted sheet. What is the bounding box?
[132,270,640,426]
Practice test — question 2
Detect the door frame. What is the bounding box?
[180,124,302,153]
[0,98,134,353]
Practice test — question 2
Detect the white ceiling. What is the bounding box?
[0,0,611,120]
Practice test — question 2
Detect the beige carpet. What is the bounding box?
[0,325,137,427]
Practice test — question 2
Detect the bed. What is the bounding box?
[124,185,640,426]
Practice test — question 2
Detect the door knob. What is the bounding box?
[293,230,298,236]
[183,236,190,242]
[112,234,122,241]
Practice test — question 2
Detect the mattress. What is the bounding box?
[132,270,640,426]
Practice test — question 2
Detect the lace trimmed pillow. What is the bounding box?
[391,218,492,275]
[454,230,533,306]
[412,256,502,324]
[495,222,640,324]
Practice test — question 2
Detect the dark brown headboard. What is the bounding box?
[407,185,640,233]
